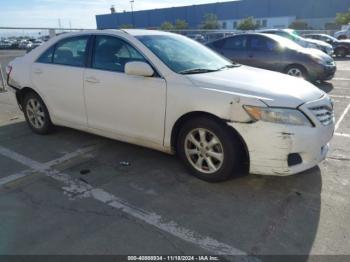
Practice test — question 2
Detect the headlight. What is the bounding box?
[243,106,312,127]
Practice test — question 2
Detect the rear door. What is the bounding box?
[246,35,281,71]
[31,36,89,127]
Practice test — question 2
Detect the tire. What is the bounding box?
[285,65,308,80]
[335,47,347,58]
[23,92,53,134]
[177,117,240,182]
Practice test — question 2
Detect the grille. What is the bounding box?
[309,105,334,126]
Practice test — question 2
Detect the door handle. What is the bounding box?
[85,76,100,84]
[33,68,43,74]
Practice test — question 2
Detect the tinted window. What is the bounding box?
[212,39,225,48]
[92,35,146,72]
[37,46,55,63]
[53,36,88,67]
[223,36,247,50]
[249,36,277,51]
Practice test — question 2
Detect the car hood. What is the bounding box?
[187,66,324,108]
[298,47,333,62]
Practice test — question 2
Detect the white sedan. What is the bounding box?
[7,30,334,182]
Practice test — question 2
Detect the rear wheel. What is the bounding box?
[23,92,53,134]
[177,117,240,182]
[285,65,308,80]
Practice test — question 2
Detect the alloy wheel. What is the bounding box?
[26,98,45,129]
[184,128,224,174]
[287,67,303,78]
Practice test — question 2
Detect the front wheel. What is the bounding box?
[285,65,308,80]
[23,92,53,134]
[177,117,240,182]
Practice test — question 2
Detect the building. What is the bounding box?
[96,0,350,30]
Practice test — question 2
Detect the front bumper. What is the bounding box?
[311,63,336,81]
[229,96,334,176]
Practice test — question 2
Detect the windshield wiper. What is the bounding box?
[218,64,241,70]
[179,64,240,75]
[178,68,219,75]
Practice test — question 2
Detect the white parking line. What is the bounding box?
[43,144,100,168]
[335,132,350,138]
[0,170,32,186]
[0,144,100,187]
[330,95,350,99]
[0,145,248,256]
[335,102,350,131]
[333,78,350,81]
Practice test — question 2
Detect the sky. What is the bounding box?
[0,0,234,29]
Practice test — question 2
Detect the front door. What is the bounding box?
[84,35,166,146]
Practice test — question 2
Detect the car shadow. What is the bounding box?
[0,122,322,257]
[315,81,334,93]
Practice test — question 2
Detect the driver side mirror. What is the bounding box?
[125,61,154,77]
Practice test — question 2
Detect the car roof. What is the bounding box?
[211,32,288,42]
[121,29,175,36]
[45,29,176,40]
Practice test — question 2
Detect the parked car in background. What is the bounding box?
[6,30,334,181]
[303,33,350,57]
[205,32,235,43]
[334,24,350,40]
[186,34,205,43]
[0,40,12,49]
[26,39,44,52]
[206,33,336,82]
[19,40,32,49]
[9,39,19,49]
[261,29,334,56]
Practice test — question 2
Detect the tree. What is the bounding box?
[237,17,259,30]
[201,13,220,29]
[160,21,174,30]
[335,9,350,25]
[175,19,188,29]
[119,24,133,29]
[289,20,309,30]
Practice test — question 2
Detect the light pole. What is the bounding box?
[130,0,135,28]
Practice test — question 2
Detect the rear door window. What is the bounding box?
[248,36,277,51]
[53,36,89,67]
[222,36,247,50]
[37,46,55,63]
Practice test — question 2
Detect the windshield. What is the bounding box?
[276,36,303,50]
[136,34,236,74]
